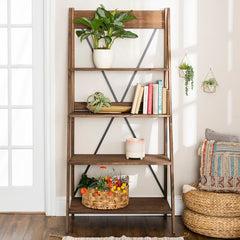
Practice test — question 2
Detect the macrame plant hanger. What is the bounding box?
[202,66,218,93]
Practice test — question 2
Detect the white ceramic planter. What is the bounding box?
[126,138,145,160]
[93,49,113,68]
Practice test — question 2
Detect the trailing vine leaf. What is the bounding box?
[179,63,194,96]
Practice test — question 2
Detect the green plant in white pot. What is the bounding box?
[202,78,218,93]
[74,5,138,68]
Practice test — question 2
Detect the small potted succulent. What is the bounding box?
[74,5,138,68]
[178,62,194,96]
[87,92,111,113]
[202,78,218,93]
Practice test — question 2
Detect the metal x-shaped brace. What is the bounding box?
[74,29,165,196]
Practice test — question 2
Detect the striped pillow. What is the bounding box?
[199,140,240,193]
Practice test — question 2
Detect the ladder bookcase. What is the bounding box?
[66,8,175,234]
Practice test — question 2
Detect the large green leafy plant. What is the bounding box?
[74,5,138,49]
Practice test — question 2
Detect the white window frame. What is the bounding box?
[44,0,56,216]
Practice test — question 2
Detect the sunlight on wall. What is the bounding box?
[228,0,234,33]
[227,40,233,72]
[183,0,198,48]
[227,90,232,125]
[147,120,158,153]
[144,165,158,178]
[129,174,138,191]
[183,103,197,147]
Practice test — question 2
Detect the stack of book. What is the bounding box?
[131,81,169,115]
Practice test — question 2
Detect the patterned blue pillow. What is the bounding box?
[199,140,240,193]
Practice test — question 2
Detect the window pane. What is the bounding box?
[11,0,32,24]
[12,109,32,146]
[0,28,8,65]
[0,69,8,105]
[12,69,32,105]
[11,28,32,65]
[0,0,7,24]
[0,150,8,186]
[0,109,8,146]
[12,149,32,186]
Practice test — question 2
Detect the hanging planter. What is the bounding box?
[178,53,194,96]
[178,53,190,78]
[202,67,218,93]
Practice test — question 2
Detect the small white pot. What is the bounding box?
[93,49,113,68]
[126,138,145,160]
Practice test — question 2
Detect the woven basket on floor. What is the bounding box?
[183,208,240,239]
[183,183,240,217]
[82,183,129,210]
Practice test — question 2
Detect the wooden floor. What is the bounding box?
[0,214,225,240]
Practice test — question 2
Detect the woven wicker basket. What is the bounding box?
[82,184,129,210]
[183,208,240,239]
[183,183,240,217]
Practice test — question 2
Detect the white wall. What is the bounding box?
[55,0,240,201]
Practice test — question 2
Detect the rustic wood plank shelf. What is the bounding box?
[69,111,171,118]
[69,154,171,165]
[71,68,169,72]
[70,197,172,214]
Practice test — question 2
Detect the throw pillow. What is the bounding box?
[205,128,240,143]
[199,140,240,193]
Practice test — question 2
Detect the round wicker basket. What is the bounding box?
[183,183,240,217]
[183,208,240,239]
[82,185,129,210]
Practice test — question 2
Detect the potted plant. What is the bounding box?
[179,62,194,96]
[74,5,138,68]
[202,78,218,93]
[87,92,111,113]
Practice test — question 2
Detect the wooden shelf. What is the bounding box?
[69,154,171,165]
[71,68,169,72]
[69,111,170,118]
[69,197,172,214]
[66,8,175,234]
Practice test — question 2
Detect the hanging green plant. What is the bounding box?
[202,78,218,93]
[202,67,218,93]
[179,62,194,96]
[87,92,111,113]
